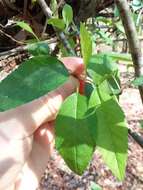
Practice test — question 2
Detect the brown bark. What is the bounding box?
[115,0,143,104]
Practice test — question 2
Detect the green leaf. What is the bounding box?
[0,56,69,111]
[96,30,113,45]
[99,52,132,63]
[107,75,121,97]
[131,0,143,11]
[55,93,96,175]
[25,39,38,44]
[88,86,127,181]
[87,55,121,98]
[90,182,102,190]
[47,18,65,30]
[139,120,143,129]
[95,17,112,25]
[59,37,76,56]
[50,0,58,15]
[80,23,92,65]
[88,88,101,109]
[114,6,120,17]
[133,0,142,6]
[88,84,112,108]
[16,21,39,41]
[132,76,143,87]
[32,0,37,3]
[27,41,50,56]
[87,55,118,85]
[59,43,69,57]
[62,4,73,29]
[115,21,125,34]
[95,98,128,180]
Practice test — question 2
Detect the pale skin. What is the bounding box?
[0,57,83,190]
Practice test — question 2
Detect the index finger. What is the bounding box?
[61,57,84,76]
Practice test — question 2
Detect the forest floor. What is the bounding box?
[0,57,143,190]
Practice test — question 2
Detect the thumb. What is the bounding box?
[29,76,79,130]
[0,76,79,139]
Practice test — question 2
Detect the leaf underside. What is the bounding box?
[89,91,128,180]
[87,55,128,180]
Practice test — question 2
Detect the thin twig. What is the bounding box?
[0,29,24,45]
[113,37,143,42]
[53,0,64,16]
[42,19,48,38]
[0,38,57,58]
[0,24,5,29]
[38,0,52,18]
[115,0,143,104]
[129,129,143,149]
[58,32,76,56]
[37,0,76,56]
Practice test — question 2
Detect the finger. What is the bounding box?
[15,122,55,190]
[0,76,78,139]
[61,57,85,95]
[61,57,84,76]
[34,121,55,150]
[25,76,78,133]
[0,135,32,190]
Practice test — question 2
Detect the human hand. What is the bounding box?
[0,57,84,190]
